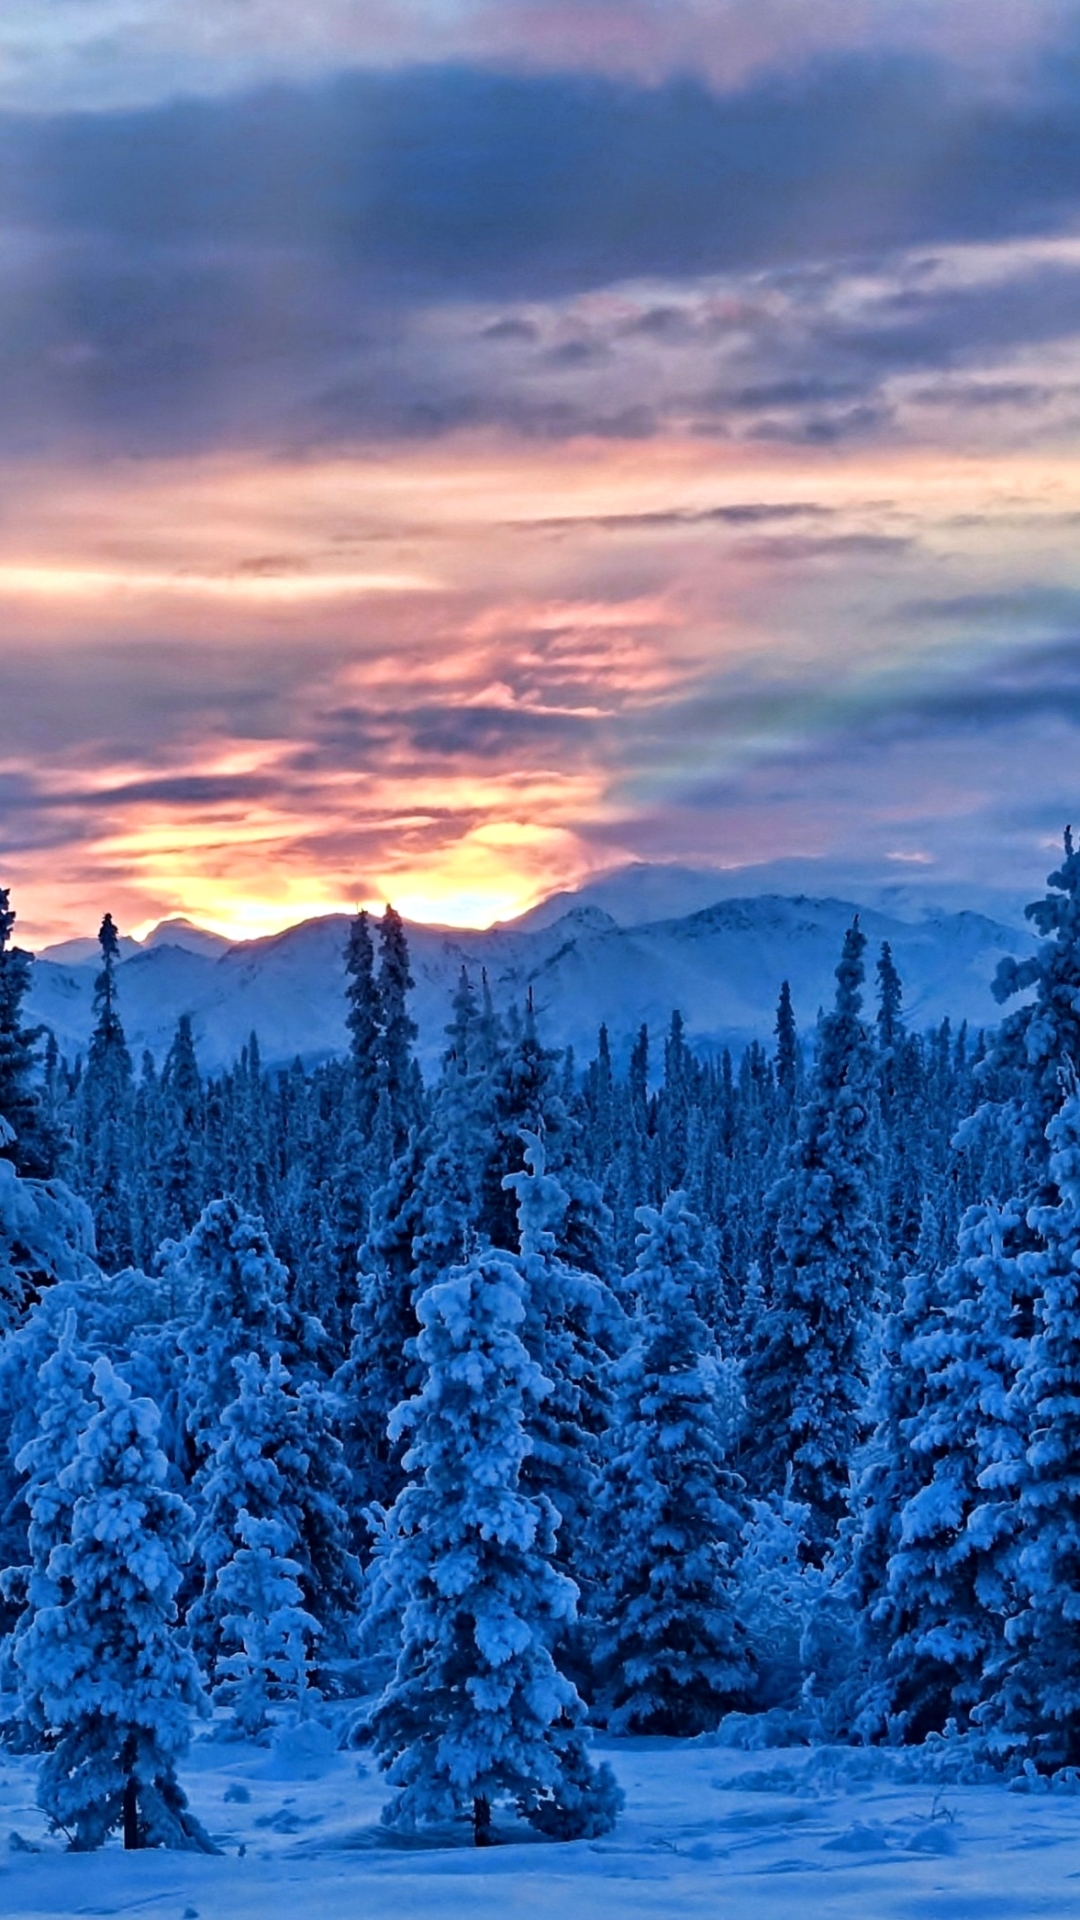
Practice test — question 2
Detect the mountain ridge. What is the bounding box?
[25,885,1034,1078]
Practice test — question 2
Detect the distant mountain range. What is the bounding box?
[24,866,1036,1077]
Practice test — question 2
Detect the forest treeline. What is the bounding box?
[0,834,1078,1848]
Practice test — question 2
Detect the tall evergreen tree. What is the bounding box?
[989,1077,1080,1768]
[377,905,421,1163]
[156,1015,204,1241]
[774,979,799,1111]
[742,921,882,1556]
[189,1350,360,1679]
[172,1196,295,1471]
[875,1199,1026,1739]
[20,1358,211,1851]
[0,887,55,1177]
[367,1240,621,1844]
[211,1511,320,1736]
[590,1193,752,1733]
[989,826,1080,1189]
[74,914,135,1271]
[506,1134,623,1588]
[345,909,382,1135]
[4,1311,93,1748]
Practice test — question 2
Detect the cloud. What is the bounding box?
[5,52,1080,456]
[1,0,1072,113]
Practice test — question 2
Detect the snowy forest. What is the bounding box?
[2,830,1080,1857]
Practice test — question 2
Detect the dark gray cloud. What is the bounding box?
[4,49,1080,453]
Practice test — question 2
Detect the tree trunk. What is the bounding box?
[123,1776,139,1850]
[473,1794,492,1848]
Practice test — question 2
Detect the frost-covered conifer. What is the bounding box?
[989,827,1080,1184]
[0,887,55,1178]
[847,1238,945,1738]
[368,1243,621,1844]
[212,1512,320,1736]
[155,1014,204,1241]
[3,1311,93,1744]
[189,1350,360,1678]
[345,908,382,1136]
[409,968,494,1290]
[335,1134,427,1521]
[878,1199,1026,1738]
[774,980,799,1111]
[505,1134,623,1584]
[172,1196,295,1466]
[590,1193,751,1733]
[737,1495,821,1711]
[73,914,136,1272]
[376,905,422,1164]
[0,1121,97,1339]
[743,922,882,1555]
[19,1358,210,1851]
[989,1079,1080,1768]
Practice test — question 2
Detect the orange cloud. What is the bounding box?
[5,431,1080,947]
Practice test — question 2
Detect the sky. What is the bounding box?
[3,2,1080,943]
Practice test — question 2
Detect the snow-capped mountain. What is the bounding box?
[26,885,1034,1076]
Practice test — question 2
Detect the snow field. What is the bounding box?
[5,1735,1080,1919]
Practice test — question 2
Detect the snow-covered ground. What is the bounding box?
[5,1728,1080,1919]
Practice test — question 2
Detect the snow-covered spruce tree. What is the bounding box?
[19,1357,212,1851]
[480,996,615,1284]
[505,1133,623,1593]
[0,887,56,1179]
[3,1311,93,1744]
[72,913,136,1272]
[410,968,496,1291]
[154,1014,205,1243]
[376,904,423,1168]
[987,826,1080,1193]
[987,1075,1080,1769]
[345,908,382,1139]
[0,1117,98,1339]
[846,1222,948,1740]
[367,1243,621,1845]
[211,1512,321,1737]
[774,979,800,1114]
[335,1130,428,1524]
[589,1193,752,1734]
[188,1350,360,1682]
[742,920,882,1557]
[171,1195,305,1471]
[872,1198,1026,1740]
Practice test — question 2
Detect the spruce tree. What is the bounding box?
[74,914,135,1271]
[367,1241,621,1844]
[989,826,1080,1189]
[20,1358,211,1850]
[376,905,421,1164]
[172,1196,294,1469]
[506,1134,622,1588]
[5,1311,93,1748]
[877,1199,1026,1738]
[345,909,382,1136]
[210,1513,321,1737]
[990,1077,1080,1768]
[590,1193,752,1733]
[156,1015,204,1241]
[335,1132,428,1523]
[189,1350,359,1680]
[774,979,799,1113]
[742,922,882,1555]
[0,887,55,1178]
